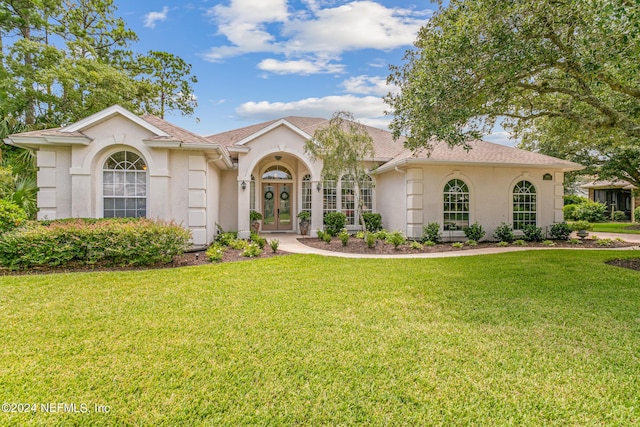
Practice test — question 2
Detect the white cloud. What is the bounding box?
[235,94,388,124]
[342,75,396,96]
[144,6,169,29]
[202,0,431,70]
[482,130,518,147]
[258,58,345,75]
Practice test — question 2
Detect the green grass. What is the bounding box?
[1,252,640,425]
[590,222,640,234]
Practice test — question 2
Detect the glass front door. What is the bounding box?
[262,183,292,230]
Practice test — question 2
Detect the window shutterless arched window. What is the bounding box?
[513,180,536,229]
[443,179,469,230]
[103,151,147,218]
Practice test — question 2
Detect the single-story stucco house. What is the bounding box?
[6,105,583,246]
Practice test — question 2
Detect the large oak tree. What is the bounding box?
[386,0,640,185]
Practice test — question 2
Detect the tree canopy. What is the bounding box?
[0,0,198,126]
[385,0,640,166]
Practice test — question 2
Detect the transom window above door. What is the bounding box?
[262,165,291,180]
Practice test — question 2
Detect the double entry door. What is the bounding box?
[262,183,292,231]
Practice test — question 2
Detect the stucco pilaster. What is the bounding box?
[406,167,424,238]
[188,155,208,246]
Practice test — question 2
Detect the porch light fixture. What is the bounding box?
[316,182,322,192]
[241,180,247,191]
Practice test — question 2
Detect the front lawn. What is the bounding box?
[1,252,639,425]
[590,222,640,234]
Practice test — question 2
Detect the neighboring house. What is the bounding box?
[6,105,583,245]
[582,180,639,220]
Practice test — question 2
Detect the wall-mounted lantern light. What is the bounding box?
[316,182,322,192]
[241,181,247,191]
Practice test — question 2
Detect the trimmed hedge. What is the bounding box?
[0,218,191,270]
[0,199,28,233]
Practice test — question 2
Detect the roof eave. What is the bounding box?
[373,158,585,174]
[5,134,92,148]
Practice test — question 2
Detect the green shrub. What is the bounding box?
[563,195,589,206]
[568,238,582,245]
[574,201,607,222]
[338,228,350,246]
[354,231,365,239]
[365,232,376,248]
[375,229,388,240]
[522,224,544,242]
[595,238,613,247]
[542,240,556,246]
[362,213,383,232]
[422,222,442,243]
[321,232,332,244]
[635,207,640,223]
[465,239,478,247]
[0,218,191,270]
[228,239,249,250]
[410,241,424,250]
[571,220,592,231]
[241,243,262,257]
[385,231,406,249]
[316,229,326,240]
[250,232,267,249]
[324,212,346,236]
[424,240,435,247]
[206,244,226,262]
[452,242,464,249]
[269,239,279,253]
[463,222,485,242]
[513,239,527,246]
[549,222,572,240]
[496,241,509,247]
[215,231,238,246]
[493,222,515,243]
[0,199,28,233]
[611,211,627,221]
[563,204,580,221]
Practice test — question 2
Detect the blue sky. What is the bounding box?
[114,0,513,145]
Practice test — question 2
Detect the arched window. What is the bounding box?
[513,180,536,229]
[103,151,147,218]
[443,179,469,230]
[301,174,312,213]
[262,165,291,180]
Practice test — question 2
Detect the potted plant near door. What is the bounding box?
[250,210,262,233]
[297,210,311,236]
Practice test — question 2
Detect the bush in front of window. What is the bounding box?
[493,222,515,243]
[362,213,382,233]
[462,222,485,242]
[0,218,191,270]
[385,230,406,249]
[522,224,544,242]
[324,212,347,236]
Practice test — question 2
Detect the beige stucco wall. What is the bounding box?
[375,164,564,240]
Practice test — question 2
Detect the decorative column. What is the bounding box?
[36,150,58,220]
[554,172,564,223]
[188,155,207,246]
[406,168,424,239]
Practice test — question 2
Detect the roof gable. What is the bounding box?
[63,105,169,137]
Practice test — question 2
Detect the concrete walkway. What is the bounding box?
[268,232,640,259]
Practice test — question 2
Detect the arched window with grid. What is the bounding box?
[103,151,147,218]
[443,179,469,230]
[323,175,337,216]
[513,180,536,229]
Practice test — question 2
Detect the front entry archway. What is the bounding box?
[262,183,292,230]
